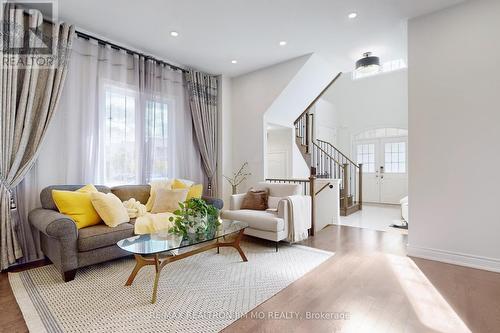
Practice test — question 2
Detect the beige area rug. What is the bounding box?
[9,241,333,333]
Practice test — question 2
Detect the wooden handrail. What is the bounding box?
[317,139,358,167]
[293,72,343,125]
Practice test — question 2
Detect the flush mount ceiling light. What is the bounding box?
[355,52,381,74]
[279,41,287,46]
[348,12,357,19]
[231,60,238,64]
[170,31,179,37]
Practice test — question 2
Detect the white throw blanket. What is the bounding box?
[284,195,312,242]
[122,198,175,235]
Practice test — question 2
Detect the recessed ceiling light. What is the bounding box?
[279,41,287,46]
[348,12,357,19]
[231,60,238,64]
[170,31,179,37]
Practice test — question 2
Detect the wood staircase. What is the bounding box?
[293,73,362,216]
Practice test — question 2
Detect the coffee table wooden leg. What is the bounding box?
[151,254,161,304]
[233,229,248,262]
[126,254,153,286]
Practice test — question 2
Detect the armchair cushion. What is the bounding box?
[221,210,285,232]
[255,182,301,197]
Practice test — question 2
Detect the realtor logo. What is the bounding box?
[1,0,59,67]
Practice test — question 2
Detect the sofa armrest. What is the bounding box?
[29,208,78,239]
[230,193,246,210]
[202,196,224,210]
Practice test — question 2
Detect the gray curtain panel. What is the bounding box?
[186,70,219,197]
[0,7,75,269]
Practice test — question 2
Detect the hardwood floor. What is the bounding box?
[223,226,500,333]
[2,226,500,333]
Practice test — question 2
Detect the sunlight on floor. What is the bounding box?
[387,254,471,333]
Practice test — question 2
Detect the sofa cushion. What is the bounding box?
[221,210,284,232]
[41,185,110,211]
[78,222,135,252]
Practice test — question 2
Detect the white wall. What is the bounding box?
[231,54,340,190]
[266,127,293,178]
[313,98,339,144]
[322,69,408,156]
[408,0,500,272]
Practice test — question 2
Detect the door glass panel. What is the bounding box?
[357,144,375,173]
[384,142,406,173]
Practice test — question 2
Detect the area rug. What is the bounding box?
[9,241,333,333]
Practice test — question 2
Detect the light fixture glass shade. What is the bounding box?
[356,52,380,74]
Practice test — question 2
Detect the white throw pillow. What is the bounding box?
[151,188,189,214]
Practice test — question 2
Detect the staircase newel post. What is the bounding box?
[309,167,316,236]
[343,163,349,214]
[358,164,363,210]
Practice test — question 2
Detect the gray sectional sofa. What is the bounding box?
[29,184,223,282]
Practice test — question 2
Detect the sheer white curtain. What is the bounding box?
[31,36,202,187]
[18,36,202,261]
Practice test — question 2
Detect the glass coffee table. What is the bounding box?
[117,220,248,303]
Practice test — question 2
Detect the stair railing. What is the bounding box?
[317,140,363,211]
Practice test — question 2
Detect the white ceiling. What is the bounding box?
[57,0,464,77]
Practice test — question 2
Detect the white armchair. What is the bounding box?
[221,182,311,251]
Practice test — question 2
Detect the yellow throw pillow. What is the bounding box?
[172,179,203,200]
[52,185,102,229]
[90,192,130,227]
[187,184,203,200]
[151,188,189,213]
[78,184,99,193]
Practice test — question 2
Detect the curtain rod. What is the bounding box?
[75,30,188,73]
[20,7,189,73]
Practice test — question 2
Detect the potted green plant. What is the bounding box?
[168,198,221,241]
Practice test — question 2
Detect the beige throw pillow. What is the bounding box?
[145,179,173,212]
[151,188,189,214]
[90,192,130,227]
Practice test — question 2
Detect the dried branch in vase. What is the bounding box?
[223,162,251,194]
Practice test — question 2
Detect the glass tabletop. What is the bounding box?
[117,220,248,255]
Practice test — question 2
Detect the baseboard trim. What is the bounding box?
[407,245,500,273]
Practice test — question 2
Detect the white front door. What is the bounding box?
[355,137,408,204]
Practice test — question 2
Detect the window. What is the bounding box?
[385,142,406,173]
[104,87,138,186]
[353,128,408,140]
[102,85,169,185]
[357,144,375,173]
